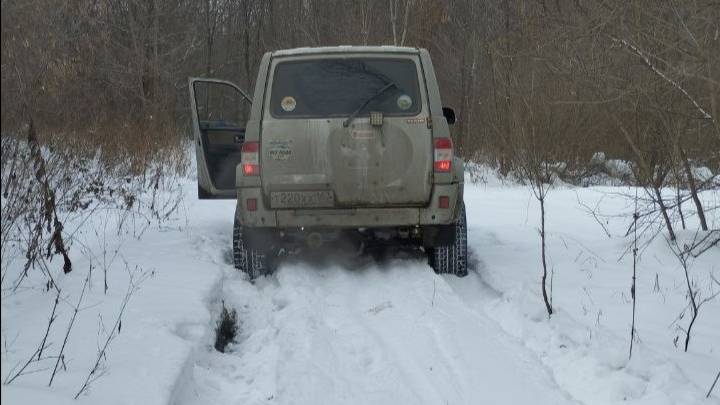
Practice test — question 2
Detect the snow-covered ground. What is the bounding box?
[2,170,718,404]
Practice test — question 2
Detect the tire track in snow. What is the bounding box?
[167,224,237,405]
[171,248,580,405]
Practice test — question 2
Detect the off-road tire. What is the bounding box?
[233,217,272,279]
[428,201,468,277]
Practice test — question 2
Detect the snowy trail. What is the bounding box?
[173,241,578,404]
[5,177,715,404]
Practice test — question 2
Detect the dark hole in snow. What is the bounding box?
[214,302,238,353]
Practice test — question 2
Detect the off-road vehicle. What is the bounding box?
[189,46,466,278]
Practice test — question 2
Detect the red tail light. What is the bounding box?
[434,137,453,172]
[242,141,259,176]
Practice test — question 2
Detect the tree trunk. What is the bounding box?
[680,250,698,352]
[653,183,676,241]
[676,184,686,230]
[389,0,398,45]
[540,196,553,317]
[629,191,638,359]
[679,146,708,231]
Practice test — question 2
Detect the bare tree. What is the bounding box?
[668,231,720,352]
[629,188,639,359]
[389,0,414,46]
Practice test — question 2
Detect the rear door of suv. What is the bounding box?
[260,53,433,209]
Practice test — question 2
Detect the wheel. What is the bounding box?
[428,201,468,277]
[233,216,273,279]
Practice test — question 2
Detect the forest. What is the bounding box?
[2,0,718,168]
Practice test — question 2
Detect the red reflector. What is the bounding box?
[246,198,257,211]
[434,161,451,172]
[243,163,259,176]
[439,196,450,209]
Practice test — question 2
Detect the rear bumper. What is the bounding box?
[236,183,461,228]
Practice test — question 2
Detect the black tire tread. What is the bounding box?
[233,217,270,279]
[429,201,468,277]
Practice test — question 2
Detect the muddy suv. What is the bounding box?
[189,46,466,278]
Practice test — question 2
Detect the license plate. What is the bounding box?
[270,191,334,208]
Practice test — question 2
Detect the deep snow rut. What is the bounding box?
[171,252,579,405]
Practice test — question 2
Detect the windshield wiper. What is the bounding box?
[343,81,397,127]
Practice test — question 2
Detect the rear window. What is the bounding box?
[269,58,421,118]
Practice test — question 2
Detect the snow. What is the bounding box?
[461,180,719,405]
[2,168,719,404]
[173,262,575,405]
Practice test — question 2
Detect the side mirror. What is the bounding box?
[442,107,456,125]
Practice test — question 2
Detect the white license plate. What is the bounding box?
[270,191,334,208]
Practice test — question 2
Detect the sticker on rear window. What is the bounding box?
[397,94,412,110]
[281,96,296,112]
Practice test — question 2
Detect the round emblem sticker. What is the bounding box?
[397,94,412,110]
[281,96,296,112]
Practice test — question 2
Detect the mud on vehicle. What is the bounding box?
[189,46,466,278]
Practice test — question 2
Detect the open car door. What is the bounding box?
[189,78,252,199]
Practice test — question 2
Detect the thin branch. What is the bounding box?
[49,266,91,387]
[74,266,148,399]
[610,36,715,125]
[708,370,720,399]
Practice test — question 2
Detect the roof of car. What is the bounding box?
[271,46,420,57]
